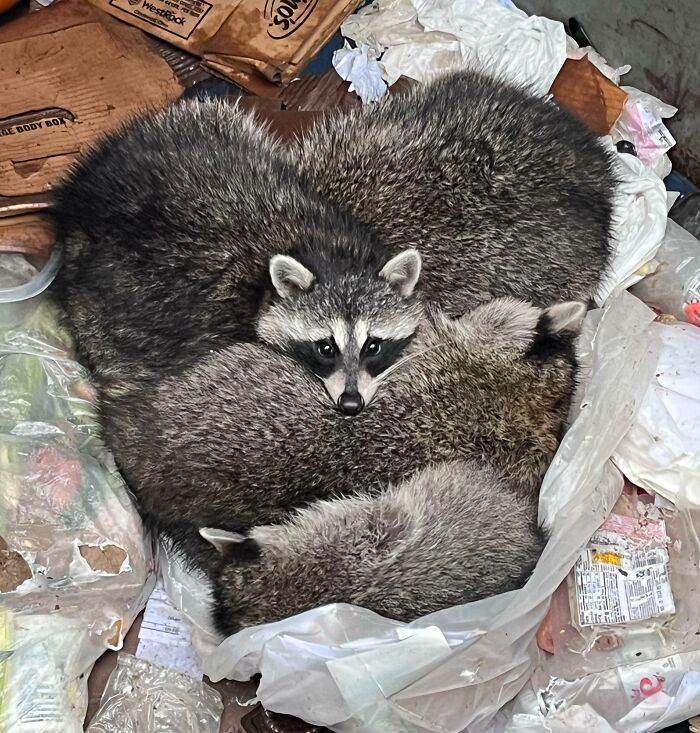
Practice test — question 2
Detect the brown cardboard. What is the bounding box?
[0,212,54,262]
[0,0,183,198]
[88,0,363,92]
[550,57,628,136]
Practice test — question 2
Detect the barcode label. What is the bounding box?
[575,540,674,627]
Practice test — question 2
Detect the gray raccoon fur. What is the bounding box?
[290,69,617,312]
[211,460,545,633]
[97,298,583,579]
[51,99,394,381]
[52,70,615,385]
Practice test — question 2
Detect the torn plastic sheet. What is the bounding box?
[340,0,567,94]
[188,292,660,732]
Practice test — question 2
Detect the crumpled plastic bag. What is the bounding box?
[87,654,223,733]
[341,0,567,94]
[613,318,700,508]
[611,87,678,179]
[161,292,661,732]
[630,218,700,325]
[499,642,700,732]
[0,255,153,732]
[595,144,669,305]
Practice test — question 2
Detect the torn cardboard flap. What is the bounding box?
[0,0,183,198]
[89,0,363,90]
[550,58,628,136]
[0,537,33,593]
[78,543,129,575]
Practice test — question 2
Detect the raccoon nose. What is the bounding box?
[338,391,364,416]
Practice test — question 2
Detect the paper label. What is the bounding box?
[575,514,674,626]
[109,0,212,40]
[136,584,203,679]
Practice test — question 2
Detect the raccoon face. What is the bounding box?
[257,249,423,415]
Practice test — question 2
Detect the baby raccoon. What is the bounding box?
[208,460,546,634]
[97,298,584,577]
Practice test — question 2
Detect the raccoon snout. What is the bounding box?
[338,391,364,416]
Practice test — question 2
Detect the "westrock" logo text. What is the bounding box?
[266,0,319,40]
[142,1,186,24]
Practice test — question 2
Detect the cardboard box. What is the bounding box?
[0,0,184,199]
[87,0,363,93]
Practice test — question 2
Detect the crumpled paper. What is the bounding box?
[332,42,388,104]
[340,0,567,95]
[160,292,661,733]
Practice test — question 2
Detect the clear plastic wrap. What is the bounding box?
[0,255,153,732]
[86,654,223,733]
[630,218,700,326]
[159,291,662,732]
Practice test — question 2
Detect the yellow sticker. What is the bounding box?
[592,551,622,566]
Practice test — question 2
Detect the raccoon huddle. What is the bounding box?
[52,70,615,633]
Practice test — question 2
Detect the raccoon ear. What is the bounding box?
[200,527,247,554]
[269,255,315,299]
[379,249,422,297]
[543,301,587,334]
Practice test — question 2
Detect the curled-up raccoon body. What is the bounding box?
[99,298,583,576]
[210,460,546,634]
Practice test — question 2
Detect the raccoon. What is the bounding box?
[52,99,427,410]
[53,71,614,404]
[289,68,617,314]
[208,460,546,634]
[51,98,401,384]
[97,298,584,575]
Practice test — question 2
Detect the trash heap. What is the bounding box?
[1,0,699,731]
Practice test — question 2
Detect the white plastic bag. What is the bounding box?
[613,319,700,508]
[630,218,700,326]
[596,146,669,305]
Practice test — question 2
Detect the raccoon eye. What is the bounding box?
[364,339,382,356]
[316,340,335,359]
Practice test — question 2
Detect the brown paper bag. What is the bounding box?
[88,0,364,92]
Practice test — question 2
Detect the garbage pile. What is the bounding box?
[1,1,699,732]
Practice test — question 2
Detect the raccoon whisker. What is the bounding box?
[376,343,447,382]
